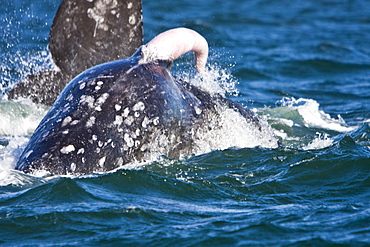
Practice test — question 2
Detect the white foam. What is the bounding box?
[0,136,28,169]
[279,97,355,132]
[302,132,333,150]
[0,99,47,136]
[260,97,358,149]
[0,136,31,186]
[193,105,279,154]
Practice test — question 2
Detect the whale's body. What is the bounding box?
[15,46,278,175]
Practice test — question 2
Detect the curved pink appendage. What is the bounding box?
[143,28,209,74]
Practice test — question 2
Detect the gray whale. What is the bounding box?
[15,28,279,175]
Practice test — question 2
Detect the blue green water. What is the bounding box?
[1,0,370,245]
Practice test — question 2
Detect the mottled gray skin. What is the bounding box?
[8,0,143,105]
[15,48,264,175]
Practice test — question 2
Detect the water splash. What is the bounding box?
[260,97,356,149]
[190,64,239,97]
[278,97,355,132]
[193,105,279,153]
[1,48,54,94]
[0,99,47,136]
[174,64,278,151]
[174,62,239,97]
[0,135,31,186]
[302,132,334,150]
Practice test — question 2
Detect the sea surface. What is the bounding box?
[1,0,370,246]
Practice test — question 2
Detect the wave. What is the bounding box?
[260,97,358,149]
[0,106,368,244]
[0,95,362,186]
[1,130,369,244]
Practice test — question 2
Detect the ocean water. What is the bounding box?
[1,0,370,246]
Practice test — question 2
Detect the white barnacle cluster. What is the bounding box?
[95,80,104,91]
[57,119,115,172]
[89,135,114,150]
[86,116,96,128]
[59,116,80,136]
[132,101,145,111]
[115,104,122,111]
[128,3,136,26]
[62,132,112,170]
[59,144,82,173]
[77,148,85,155]
[60,144,75,154]
[112,101,160,152]
[61,116,80,128]
[79,92,110,112]
[79,95,95,108]
[70,163,76,172]
[113,115,123,126]
[194,106,202,115]
[61,116,72,127]
[114,101,145,131]
[126,1,141,40]
[95,93,110,111]
[79,82,86,90]
[99,156,106,167]
[87,0,119,36]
